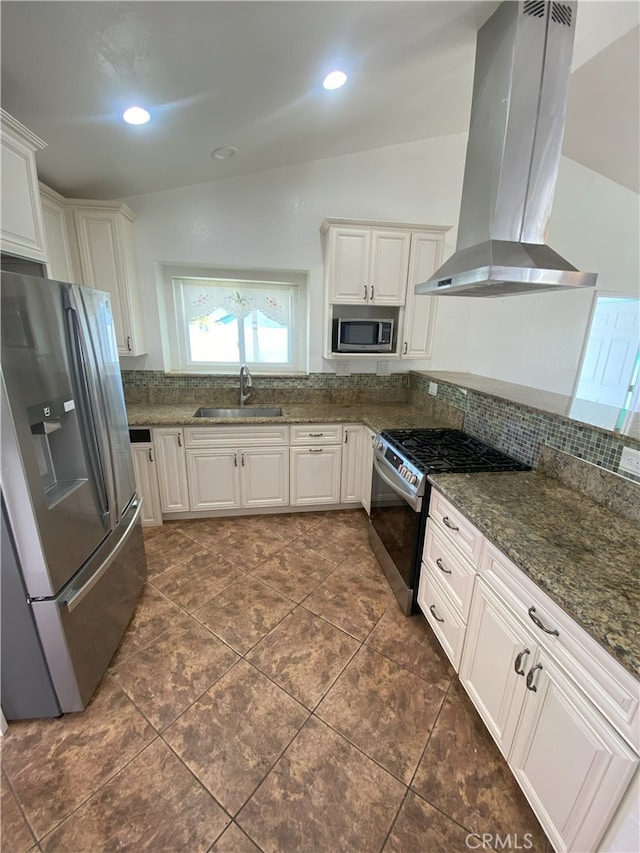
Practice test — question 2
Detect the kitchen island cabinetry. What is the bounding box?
[1,110,48,264]
[153,428,190,513]
[66,201,146,357]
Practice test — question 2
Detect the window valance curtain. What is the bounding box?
[178,279,290,326]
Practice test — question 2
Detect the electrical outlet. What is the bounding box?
[618,446,640,476]
[336,360,350,376]
[428,382,438,396]
[376,361,390,376]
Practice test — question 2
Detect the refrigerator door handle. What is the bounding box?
[65,303,110,521]
[63,497,143,613]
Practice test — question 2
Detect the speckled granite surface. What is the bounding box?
[126,402,464,434]
[428,471,640,677]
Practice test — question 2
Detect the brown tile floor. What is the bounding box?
[1,509,551,853]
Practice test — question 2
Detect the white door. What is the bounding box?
[510,653,639,853]
[186,448,241,510]
[131,444,163,527]
[572,296,640,430]
[401,232,443,358]
[290,446,341,506]
[153,428,190,513]
[340,425,362,503]
[241,447,289,508]
[369,230,411,305]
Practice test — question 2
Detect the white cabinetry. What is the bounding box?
[66,201,146,357]
[184,425,289,512]
[131,442,163,527]
[153,428,190,513]
[400,231,445,359]
[360,427,376,514]
[323,225,411,305]
[461,573,638,853]
[290,424,342,506]
[39,183,75,282]
[340,424,363,503]
[1,110,48,263]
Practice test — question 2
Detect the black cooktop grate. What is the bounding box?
[381,428,529,474]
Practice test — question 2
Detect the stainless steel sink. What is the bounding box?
[193,406,283,418]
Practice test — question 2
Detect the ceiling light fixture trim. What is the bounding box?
[211,146,239,160]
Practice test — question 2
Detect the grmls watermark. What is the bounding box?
[466,833,535,850]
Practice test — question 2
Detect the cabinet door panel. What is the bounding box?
[186,449,240,510]
[360,427,375,514]
[242,448,289,508]
[328,228,370,303]
[459,579,531,756]
[290,446,341,506]
[131,444,163,526]
[417,571,466,671]
[1,126,47,262]
[402,232,442,358]
[369,230,411,304]
[153,429,190,513]
[510,655,639,853]
[340,425,362,503]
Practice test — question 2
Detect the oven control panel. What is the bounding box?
[374,435,424,491]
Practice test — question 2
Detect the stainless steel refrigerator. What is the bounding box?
[1,270,147,719]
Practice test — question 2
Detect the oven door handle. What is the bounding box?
[372,455,422,512]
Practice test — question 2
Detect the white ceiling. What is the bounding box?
[1,1,638,200]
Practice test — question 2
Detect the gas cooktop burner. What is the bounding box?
[381,428,529,474]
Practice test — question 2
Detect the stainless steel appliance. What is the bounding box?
[369,429,528,614]
[416,0,597,297]
[1,270,147,719]
[333,317,394,353]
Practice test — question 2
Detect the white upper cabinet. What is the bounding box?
[66,201,146,357]
[1,110,48,263]
[39,183,75,282]
[323,221,411,305]
[401,231,445,359]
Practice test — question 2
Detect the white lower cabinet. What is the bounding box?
[340,424,363,504]
[290,445,342,506]
[460,576,639,853]
[130,443,163,527]
[360,427,376,514]
[241,447,289,508]
[153,428,190,512]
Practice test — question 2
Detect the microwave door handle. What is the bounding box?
[65,304,110,522]
[372,455,421,512]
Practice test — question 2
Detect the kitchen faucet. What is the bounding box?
[239,364,252,406]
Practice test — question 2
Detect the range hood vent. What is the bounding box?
[416,0,597,297]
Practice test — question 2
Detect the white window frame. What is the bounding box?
[159,263,309,374]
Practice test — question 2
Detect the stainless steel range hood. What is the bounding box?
[416,0,597,297]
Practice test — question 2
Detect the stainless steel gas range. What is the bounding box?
[368,429,528,615]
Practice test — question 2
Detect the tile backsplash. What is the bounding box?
[121,369,640,482]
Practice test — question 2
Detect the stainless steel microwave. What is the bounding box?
[333,318,394,353]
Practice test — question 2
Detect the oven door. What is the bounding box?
[368,454,425,614]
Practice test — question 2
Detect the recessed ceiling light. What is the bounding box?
[211,146,239,160]
[322,70,347,90]
[122,106,150,125]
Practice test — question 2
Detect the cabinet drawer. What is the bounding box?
[429,490,484,566]
[290,424,342,445]
[184,425,289,448]
[422,521,476,620]
[417,570,466,671]
[481,540,640,753]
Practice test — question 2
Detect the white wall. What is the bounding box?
[123,136,638,395]
[122,133,469,372]
[430,158,640,394]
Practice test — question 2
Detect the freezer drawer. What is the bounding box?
[32,496,146,711]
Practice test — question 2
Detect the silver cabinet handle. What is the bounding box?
[526,663,543,692]
[528,607,559,637]
[370,285,374,301]
[429,604,444,623]
[148,448,154,463]
[309,432,324,437]
[234,453,238,467]
[177,433,182,447]
[403,341,408,355]
[309,448,323,453]
[436,558,451,575]
[363,285,367,301]
[241,452,245,466]
[442,516,459,531]
[127,335,132,352]
[514,648,530,676]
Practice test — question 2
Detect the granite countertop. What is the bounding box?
[126,402,453,434]
[428,470,640,678]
